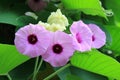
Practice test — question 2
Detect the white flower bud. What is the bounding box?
[47,9,69,27]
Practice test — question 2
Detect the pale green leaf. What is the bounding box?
[61,0,107,19]
[0,44,29,74]
[70,50,120,79]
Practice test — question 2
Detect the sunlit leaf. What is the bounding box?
[61,0,107,19]
[70,50,120,80]
[0,44,29,74]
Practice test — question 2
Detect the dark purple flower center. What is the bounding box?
[28,34,38,44]
[76,33,82,43]
[52,44,63,54]
[92,35,95,41]
[33,0,40,3]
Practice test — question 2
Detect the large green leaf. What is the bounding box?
[105,25,120,54]
[54,66,107,80]
[70,67,107,80]
[0,44,29,74]
[9,58,35,80]
[61,0,107,19]
[70,50,120,80]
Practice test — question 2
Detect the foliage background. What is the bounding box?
[0,0,120,80]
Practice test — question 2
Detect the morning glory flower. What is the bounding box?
[27,0,47,11]
[70,20,93,52]
[47,9,69,27]
[88,24,106,48]
[42,31,75,67]
[14,24,50,58]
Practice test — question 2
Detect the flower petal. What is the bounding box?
[88,24,106,48]
[70,20,92,52]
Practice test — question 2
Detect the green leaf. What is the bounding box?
[16,15,37,31]
[9,58,35,80]
[70,67,107,80]
[105,0,120,27]
[105,25,120,54]
[70,50,120,80]
[0,44,29,74]
[61,0,107,19]
[0,2,36,27]
[54,65,107,80]
[0,10,20,26]
[54,67,71,80]
[66,74,81,80]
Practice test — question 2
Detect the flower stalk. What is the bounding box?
[7,74,12,80]
[33,57,39,80]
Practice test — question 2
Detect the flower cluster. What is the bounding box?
[14,9,106,67]
[70,21,106,52]
[38,9,68,32]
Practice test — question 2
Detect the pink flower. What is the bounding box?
[88,24,106,48]
[27,0,47,11]
[14,24,50,58]
[42,31,75,67]
[70,20,93,52]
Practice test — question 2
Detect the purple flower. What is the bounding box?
[14,24,50,58]
[27,0,47,11]
[42,31,75,67]
[70,20,93,52]
[88,24,106,48]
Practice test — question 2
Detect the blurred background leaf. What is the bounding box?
[0,0,37,30]
[105,25,120,56]
[105,0,120,27]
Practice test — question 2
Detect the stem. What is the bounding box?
[7,74,12,80]
[32,57,39,80]
[43,63,71,80]
[36,58,43,74]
